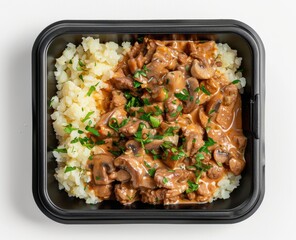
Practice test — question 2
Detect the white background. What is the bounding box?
[1,0,295,239]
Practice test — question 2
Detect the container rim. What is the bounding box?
[32,19,265,224]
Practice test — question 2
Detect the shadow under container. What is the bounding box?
[32,20,265,224]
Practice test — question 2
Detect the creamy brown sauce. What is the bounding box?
[87,38,246,205]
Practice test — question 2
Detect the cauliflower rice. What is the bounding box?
[51,37,244,204]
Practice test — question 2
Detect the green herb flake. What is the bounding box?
[154,105,163,116]
[144,161,151,168]
[79,74,84,82]
[64,166,76,173]
[69,59,73,64]
[148,168,156,177]
[195,98,200,104]
[209,109,216,115]
[81,111,94,123]
[88,155,93,160]
[201,85,211,95]
[53,148,67,153]
[143,98,151,105]
[85,125,100,136]
[133,65,148,79]
[78,130,84,134]
[196,153,205,161]
[95,176,101,180]
[232,79,241,84]
[149,116,161,128]
[78,59,85,67]
[133,80,142,88]
[64,124,78,134]
[186,180,199,193]
[71,137,79,144]
[194,87,200,93]
[86,85,96,96]
[174,89,190,101]
[185,65,190,72]
[162,177,169,184]
[108,150,123,157]
[108,117,130,132]
[95,140,105,145]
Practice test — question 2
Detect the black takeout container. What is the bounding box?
[32,20,265,224]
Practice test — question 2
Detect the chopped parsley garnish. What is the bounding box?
[163,126,178,137]
[171,148,186,161]
[64,124,78,134]
[154,105,163,116]
[134,123,153,148]
[133,80,142,88]
[232,79,241,84]
[194,87,200,93]
[69,59,73,64]
[124,91,142,110]
[72,136,95,149]
[79,74,84,82]
[195,98,200,104]
[64,166,76,173]
[95,176,101,180]
[88,155,93,160]
[53,148,67,153]
[174,89,190,101]
[186,180,199,193]
[133,65,148,78]
[139,112,152,122]
[198,137,216,154]
[144,161,156,177]
[109,150,124,157]
[78,60,85,67]
[148,168,156,177]
[86,82,99,96]
[143,98,151,105]
[81,111,94,123]
[95,140,106,145]
[161,141,174,149]
[170,105,183,117]
[149,116,161,128]
[209,109,216,115]
[85,125,99,136]
[49,98,55,108]
[162,177,169,184]
[144,161,151,168]
[108,117,130,132]
[70,137,79,144]
[201,85,211,95]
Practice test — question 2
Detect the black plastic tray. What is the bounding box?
[32,20,265,224]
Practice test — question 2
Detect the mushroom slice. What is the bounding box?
[114,153,156,189]
[92,154,115,185]
[183,77,200,113]
[213,148,229,164]
[191,58,215,80]
[229,157,245,175]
